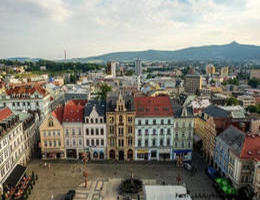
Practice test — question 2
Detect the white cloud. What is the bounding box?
[0,0,259,59]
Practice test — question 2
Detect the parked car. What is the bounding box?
[65,190,75,200]
[205,166,220,180]
[183,163,193,172]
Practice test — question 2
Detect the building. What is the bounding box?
[64,84,89,103]
[184,75,202,94]
[206,64,216,75]
[63,100,87,159]
[83,100,106,160]
[135,59,142,76]
[144,185,192,200]
[172,105,194,162]
[220,67,229,77]
[134,96,174,161]
[214,126,245,176]
[252,160,260,199]
[228,134,260,192]
[250,69,260,79]
[107,61,117,78]
[237,95,256,108]
[106,91,135,160]
[0,83,51,118]
[0,107,24,194]
[39,105,65,159]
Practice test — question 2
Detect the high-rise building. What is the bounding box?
[206,64,215,75]
[220,67,229,77]
[135,59,142,76]
[107,61,117,78]
[184,75,202,94]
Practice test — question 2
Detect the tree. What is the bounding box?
[225,97,239,106]
[248,78,260,89]
[96,84,112,100]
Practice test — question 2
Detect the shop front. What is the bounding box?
[42,149,65,160]
[136,149,149,160]
[172,149,192,162]
[66,149,77,159]
[149,149,158,160]
[91,148,106,160]
[159,149,171,161]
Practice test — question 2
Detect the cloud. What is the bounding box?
[0,0,259,59]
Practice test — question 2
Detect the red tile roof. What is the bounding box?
[6,83,48,97]
[0,107,12,121]
[62,100,86,123]
[52,105,64,124]
[240,134,260,161]
[134,96,173,117]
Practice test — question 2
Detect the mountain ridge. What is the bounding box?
[4,41,260,63]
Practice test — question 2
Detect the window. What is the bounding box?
[119,115,123,123]
[168,119,171,125]
[119,128,124,136]
[73,140,76,146]
[153,120,156,125]
[160,138,164,146]
[182,142,184,148]
[66,129,69,136]
[48,131,51,136]
[145,120,148,125]
[110,126,114,134]
[167,138,170,146]
[79,139,82,145]
[96,128,99,135]
[138,129,142,136]
[53,140,56,147]
[161,120,164,125]
[128,126,132,134]
[138,139,142,147]
[128,117,132,123]
[167,128,171,135]
[152,138,156,146]
[138,120,141,125]
[72,129,75,135]
[128,137,133,146]
[66,140,69,146]
[145,139,148,146]
[153,129,156,135]
[91,139,94,146]
[101,128,104,135]
[78,129,81,135]
[119,139,124,147]
[91,129,94,135]
[100,118,103,123]
[86,139,89,146]
[160,129,164,135]
[175,142,178,147]
[44,141,47,147]
[86,118,89,123]
[53,132,56,136]
[43,131,46,137]
[145,129,149,135]
[101,139,104,146]
[57,131,60,136]
[182,133,185,138]
[86,129,89,135]
[96,139,99,146]
[58,140,61,146]
[95,118,98,123]
[91,118,93,123]
[49,141,52,147]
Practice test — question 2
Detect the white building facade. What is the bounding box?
[83,100,106,160]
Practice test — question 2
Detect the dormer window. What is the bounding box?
[91,118,93,123]
[48,118,54,127]
[95,118,98,123]
[86,118,89,123]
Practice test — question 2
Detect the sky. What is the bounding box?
[0,0,260,59]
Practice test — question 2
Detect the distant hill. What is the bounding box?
[70,41,260,63]
[6,57,41,62]
[5,41,260,63]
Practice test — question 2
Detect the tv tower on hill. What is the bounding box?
[64,50,67,61]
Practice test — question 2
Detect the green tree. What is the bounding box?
[96,84,112,100]
[248,78,260,89]
[225,97,239,106]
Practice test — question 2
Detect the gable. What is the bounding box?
[40,114,63,131]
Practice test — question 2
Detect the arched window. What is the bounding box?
[48,118,54,127]
[119,115,123,123]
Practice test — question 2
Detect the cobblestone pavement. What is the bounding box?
[28,151,221,200]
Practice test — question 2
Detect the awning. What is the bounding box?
[173,150,192,153]
[5,164,27,187]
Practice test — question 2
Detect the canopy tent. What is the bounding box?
[4,164,27,187]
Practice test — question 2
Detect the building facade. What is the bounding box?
[135,59,142,76]
[39,106,65,160]
[63,100,86,159]
[0,107,24,194]
[134,96,174,161]
[0,83,51,118]
[184,75,202,94]
[106,92,135,160]
[83,100,106,160]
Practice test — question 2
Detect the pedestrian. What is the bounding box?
[44,162,47,167]
[48,163,51,171]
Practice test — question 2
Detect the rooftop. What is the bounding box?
[135,96,173,117]
[84,100,106,117]
[204,105,230,118]
[240,134,260,161]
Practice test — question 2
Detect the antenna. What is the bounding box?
[64,50,67,61]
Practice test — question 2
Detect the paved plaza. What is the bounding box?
[27,152,221,200]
